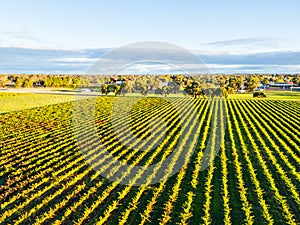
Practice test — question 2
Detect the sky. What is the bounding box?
[1,0,300,74]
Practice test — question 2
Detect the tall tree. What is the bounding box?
[15,78,23,88]
[245,76,260,92]
[102,84,109,95]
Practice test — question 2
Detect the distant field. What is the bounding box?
[229,90,300,100]
[0,89,299,114]
[0,93,75,114]
[0,93,299,224]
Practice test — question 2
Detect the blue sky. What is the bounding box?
[1,0,300,74]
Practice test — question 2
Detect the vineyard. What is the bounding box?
[0,93,299,224]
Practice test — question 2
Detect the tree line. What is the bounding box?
[0,74,299,97]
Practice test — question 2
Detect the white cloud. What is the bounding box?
[51,57,98,63]
[1,45,300,74]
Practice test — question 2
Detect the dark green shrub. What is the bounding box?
[253,92,266,98]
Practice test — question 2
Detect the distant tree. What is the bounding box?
[227,87,235,94]
[185,78,193,87]
[174,75,184,86]
[184,81,205,99]
[228,77,237,90]
[134,77,148,96]
[152,78,162,91]
[122,80,134,94]
[235,76,243,90]
[81,78,90,87]
[168,81,180,93]
[23,78,33,88]
[245,76,260,92]
[276,76,284,83]
[146,76,156,90]
[114,85,121,96]
[120,88,127,96]
[15,78,23,88]
[102,84,109,95]
[141,88,148,96]
[0,75,7,87]
[72,77,82,88]
[162,86,170,97]
[292,76,300,86]
[155,88,163,96]
[221,87,228,98]
[43,77,52,87]
[262,78,270,88]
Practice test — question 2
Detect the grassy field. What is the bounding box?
[228,90,300,100]
[0,93,75,114]
[0,89,299,113]
[0,92,299,224]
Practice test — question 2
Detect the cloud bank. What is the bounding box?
[1,46,300,74]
